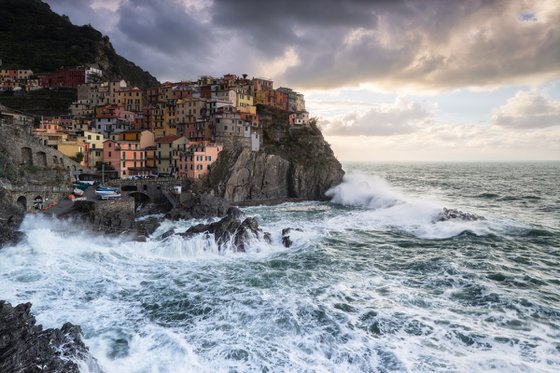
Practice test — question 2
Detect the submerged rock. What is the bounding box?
[281,227,303,248]
[433,207,485,223]
[180,207,266,252]
[0,301,102,373]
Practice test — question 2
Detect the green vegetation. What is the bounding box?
[0,151,17,181]
[70,152,84,164]
[0,0,159,88]
[0,88,76,116]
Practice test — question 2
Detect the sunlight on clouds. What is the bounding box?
[492,90,560,129]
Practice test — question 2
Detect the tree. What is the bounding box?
[70,152,83,164]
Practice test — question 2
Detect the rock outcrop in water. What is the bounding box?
[433,207,485,223]
[0,301,101,373]
[200,110,344,203]
[180,207,269,252]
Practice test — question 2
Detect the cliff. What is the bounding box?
[0,0,158,88]
[202,109,344,203]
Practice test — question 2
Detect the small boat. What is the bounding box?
[74,183,91,191]
[96,187,119,192]
[95,187,119,196]
[99,193,122,200]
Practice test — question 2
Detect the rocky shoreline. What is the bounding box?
[0,301,102,373]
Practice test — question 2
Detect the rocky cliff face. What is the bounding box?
[0,301,102,373]
[202,110,344,203]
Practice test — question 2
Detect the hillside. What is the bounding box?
[0,0,158,88]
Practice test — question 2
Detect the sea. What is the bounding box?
[1,161,559,372]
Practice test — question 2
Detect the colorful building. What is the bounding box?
[180,142,223,180]
[155,136,188,175]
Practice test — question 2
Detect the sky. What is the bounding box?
[44,0,560,161]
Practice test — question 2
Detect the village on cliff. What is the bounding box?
[0,66,310,182]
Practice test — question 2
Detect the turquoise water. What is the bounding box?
[1,162,559,372]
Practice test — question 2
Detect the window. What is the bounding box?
[108,151,112,157]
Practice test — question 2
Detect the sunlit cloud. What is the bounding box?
[492,90,560,129]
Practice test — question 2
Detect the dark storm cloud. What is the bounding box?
[44,0,560,90]
[116,0,211,55]
[211,0,379,54]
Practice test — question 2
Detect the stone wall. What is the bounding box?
[0,121,86,211]
[0,122,84,175]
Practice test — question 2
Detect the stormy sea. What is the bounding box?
[1,161,559,372]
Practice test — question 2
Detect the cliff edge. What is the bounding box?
[202,109,344,203]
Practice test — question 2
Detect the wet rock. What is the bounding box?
[166,193,231,220]
[181,208,263,252]
[281,227,303,248]
[136,216,161,236]
[0,216,24,248]
[433,207,485,223]
[226,206,244,219]
[0,189,25,248]
[158,229,176,240]
[0,301,102,373]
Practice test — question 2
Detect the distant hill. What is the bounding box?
[0,0,159,88]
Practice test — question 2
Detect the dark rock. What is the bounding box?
[64,199,146,239]
[158,229,176,240]
[281,228,302,248]
[263,232,272,244]
[166,194,231,220]
[0,189,25,248]
[226,206,244,219]
[137,217,162,236]
[0,216,24,248]
[433,207,485,223]
[0,301,102,373]
[180,214,263,252]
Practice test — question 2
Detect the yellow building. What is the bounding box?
[236,89,254,108]
[155,136,188,175]
[115,87,144,112]
[84,131,104,150]
[58,140,85,164]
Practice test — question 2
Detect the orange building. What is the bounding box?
[181,142,223,180]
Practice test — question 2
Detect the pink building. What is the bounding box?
[103,140,147,178]
[289,111,310,126]
[182,142,223,180]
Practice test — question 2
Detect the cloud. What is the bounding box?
[492,90,560,129]
[321,97,431,136]
[44,0,560,91]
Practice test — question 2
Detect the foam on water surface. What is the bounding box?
[1,162,559,372]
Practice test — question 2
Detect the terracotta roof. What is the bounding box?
[156,136,182,143]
